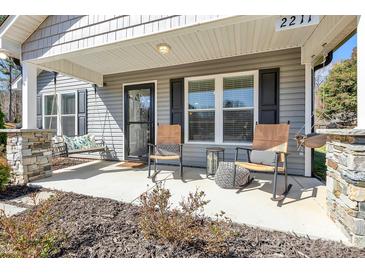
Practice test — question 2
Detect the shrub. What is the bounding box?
[0,194,63,258]
[139,184,235,256]
[0,157,10,191]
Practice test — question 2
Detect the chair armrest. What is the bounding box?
[235,146,253,152]
[235,146,252,162]
[147,143,156,148]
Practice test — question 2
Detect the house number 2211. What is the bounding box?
[275,15,320,32]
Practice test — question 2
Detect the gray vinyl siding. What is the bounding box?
[100,48,305,175]
[36,48,305,175]
[37,71,93,94]
[22,15,223,61]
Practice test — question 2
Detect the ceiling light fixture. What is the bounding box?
[156,43,171,55]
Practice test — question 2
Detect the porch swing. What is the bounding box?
[295,48,331,152]
[50,74,106,158]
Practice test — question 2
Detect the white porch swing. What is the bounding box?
[50,74,107,157]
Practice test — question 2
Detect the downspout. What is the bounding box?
[313,51,333,72]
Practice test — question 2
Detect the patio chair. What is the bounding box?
[147,124,183,180]
[233,123,292,201]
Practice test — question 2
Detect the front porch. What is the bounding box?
[30,160,348,243]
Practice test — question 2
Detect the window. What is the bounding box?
[185,71,258,144]
[44,95,58,132]
[43,92,77,136]
[188,79,215,141]
[223,75,254,142]
[61,93,76,136]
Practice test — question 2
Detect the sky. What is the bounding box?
[314,32,357,82]
[332,33,357,63]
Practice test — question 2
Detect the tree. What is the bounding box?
[317,47,357,127]
[0,102,6,149]
[0,58,21,122]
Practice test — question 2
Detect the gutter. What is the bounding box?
[313,51,333,72]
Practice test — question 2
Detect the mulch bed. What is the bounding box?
[21,192,365,258]
[52,157,93,171]
[0,185,40,202]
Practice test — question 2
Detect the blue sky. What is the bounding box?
[332,33,357,63]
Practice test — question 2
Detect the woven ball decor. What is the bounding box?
[215,162,250,189]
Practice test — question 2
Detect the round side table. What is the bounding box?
[206,147,225,178]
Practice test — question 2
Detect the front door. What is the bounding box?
[124,83,155,160]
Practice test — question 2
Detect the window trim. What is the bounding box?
[42,90,78,136]
[184,70,259,145]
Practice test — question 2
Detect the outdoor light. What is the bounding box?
[0,51,8,60]
[156,43,171,55]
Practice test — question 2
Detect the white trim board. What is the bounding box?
[184,70,259,146]
[304,63,313,177]
[42,90,78,136]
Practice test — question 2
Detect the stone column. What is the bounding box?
[0,129,54,185]
[317,129,365,247]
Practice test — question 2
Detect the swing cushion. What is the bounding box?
[63,134,98,150]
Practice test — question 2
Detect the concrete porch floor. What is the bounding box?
[30,160,348,244]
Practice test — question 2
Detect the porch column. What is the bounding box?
[358,15,365,129]
[21,62,37,129]
[304,63,312,177]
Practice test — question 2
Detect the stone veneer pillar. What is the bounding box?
[0,129,54,185]
[317,129,365,247]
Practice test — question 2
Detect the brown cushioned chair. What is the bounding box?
[147,124,183,179]
[233,123,292,201]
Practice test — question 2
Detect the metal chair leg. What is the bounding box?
[180,159,183,179]
[271,154,279,201]
[148,157,151,178]
[284,169,288,192]
[180,145,183,180]
[154,159,157,173]
[272,170,278,200]
[233,163,237,187]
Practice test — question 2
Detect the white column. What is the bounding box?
[21,62,38,129]
[304,63,312,177]
[358,15,365,129]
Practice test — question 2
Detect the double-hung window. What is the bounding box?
[44,95,58,132]
[185,71,258,144]
[223,75,255,142]
[43,92,77,136]
[187,79,215,141]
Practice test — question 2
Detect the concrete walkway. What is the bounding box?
[30,160,348,244]
[0,191,54,217]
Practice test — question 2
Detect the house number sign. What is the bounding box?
[275,15,320,31]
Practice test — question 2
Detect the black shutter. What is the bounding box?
[170,78,184,141]
[36,95,42,129]
[259,68,280,124]
[78,89,88,136]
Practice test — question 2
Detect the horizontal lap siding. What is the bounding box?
[101,48,305,175]
[87,88,124,159]
[37,71,124,159]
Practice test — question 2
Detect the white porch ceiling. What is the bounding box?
[30,15,357,85]
[0,15,47,58]
[36,16,319,76]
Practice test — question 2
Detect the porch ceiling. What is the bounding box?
[31,15,357,83]
[0,15,47,58]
